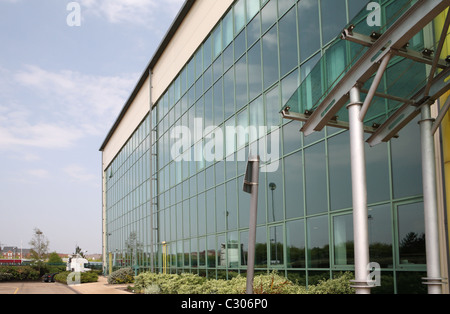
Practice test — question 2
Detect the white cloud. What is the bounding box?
[0,65,138,151]
[80,0,184,27]
[63,164,98,186]
[27,169,50,178]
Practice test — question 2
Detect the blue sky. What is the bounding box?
[0,0,185,254]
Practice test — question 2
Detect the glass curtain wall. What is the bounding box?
[105,0,428,293]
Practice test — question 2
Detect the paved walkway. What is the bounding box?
[69,276,133,294]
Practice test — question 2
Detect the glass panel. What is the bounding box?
[216,184,226,232]
[262,25,279,90]
[248,40,262,100]
[203,37,212,69]
[235,55,248,109]
[261,0,277,34]
[206,189,216,234]
[214,78,224,125]
[234,30,246,61]
[284,150,304,219]
[269,225,284,266]
[320,0,347,45]
[234,0,246,34]
[255,226,267,268]
[226,179,238,230]
[247,0,260,22]
[281,69,299,109]
[223,44,234,71]
[278,0,295,16]
[298,0,320,62]
[282,121,302,155]
[307,216,329,268]
[223,10,234,48]
[286,219,305,268]
[391,117,423,199]
[247,13,261,47]
[238,175,250,228]
[190,196,198,237]
[240,230,249,266]
[368,203,393,268]
[365,137,390,204]
[328,132,352,211]
[249,95,264,143]
[207,235,216,268]
[224,68,235,120]
[398,202,426,265]
[279,6,298,77]
[227,231,239,268]
[266,162,284,222]
[333,214,354,266]
[218,234,226,267]
[198,193,206,236]
[304,142,328,215]
[212,24,222,59]
[265,85,280,128]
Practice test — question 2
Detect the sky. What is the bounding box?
[0,0,185,255]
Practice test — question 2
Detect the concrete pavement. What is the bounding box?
[68,275,133,294]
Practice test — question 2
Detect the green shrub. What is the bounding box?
[108,267,135,285]
[0,266,40,282]
[54,271,99,284]
[0,273,13,282]
[133,271,354,294]
[307,272,356,294]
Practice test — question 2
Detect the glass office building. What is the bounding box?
[101,0,450,294]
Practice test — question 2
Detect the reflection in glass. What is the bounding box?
[368,204,393,268]
[307,216,329,268]
[263,26,279,90]
[333,214,354,266]
[287,220,305,268]
[398,202,426,265]
[328,132,352,211]
[320,0,346,45]
[284,151,304,219]
[298,0,320,62]
[279,7,298,77]
[270,225,284,266]
[267,166,284,223]
[305,142,327,215]
[391,117,423,199]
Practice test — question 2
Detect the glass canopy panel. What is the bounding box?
[282,0,450,139]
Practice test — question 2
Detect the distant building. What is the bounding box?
[1,246,31,259]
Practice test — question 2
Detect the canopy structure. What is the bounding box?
[282,0,450,143]
[281,0,450,294]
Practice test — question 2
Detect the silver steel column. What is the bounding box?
[348,86,372,294]
[419,104,443,294]
[149,69,154,273]
[244,156,260,294]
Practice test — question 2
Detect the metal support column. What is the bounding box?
[244,155,260,295]
[348,86,372,294]
[419,104,443,294]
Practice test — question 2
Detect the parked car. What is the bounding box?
[42,273,58,283]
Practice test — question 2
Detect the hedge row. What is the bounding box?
[54,271,99,284]
[133,271,355,294]
[0,266,40,282]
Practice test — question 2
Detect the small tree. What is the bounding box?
[29,228,50,272]
[48,252,63,264]
[74,246,86,258]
